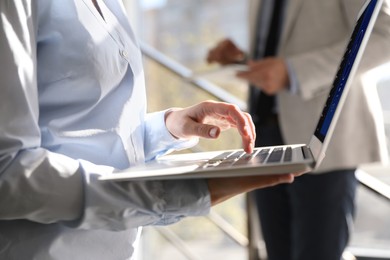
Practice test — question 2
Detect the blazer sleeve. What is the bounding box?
[287,0,390,101]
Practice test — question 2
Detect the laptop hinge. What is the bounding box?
[301,145,317,168]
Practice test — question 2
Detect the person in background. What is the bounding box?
[207,0,390,259]
[0,1,298,259]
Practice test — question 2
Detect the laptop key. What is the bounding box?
[266,147,284,163]
[283,147,292,162]
[232,151,257,166]
[253,148,270,163]
[207,151,245,168]
[208,151,236,163]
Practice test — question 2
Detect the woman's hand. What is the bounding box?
[165,100,255,153]
[208,173,298,206]
[165,100,303,205]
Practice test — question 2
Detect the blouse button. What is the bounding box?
[120,50,128,58]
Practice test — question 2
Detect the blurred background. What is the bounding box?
[122,0,390,259]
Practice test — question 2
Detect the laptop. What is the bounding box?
[100,0,382,181]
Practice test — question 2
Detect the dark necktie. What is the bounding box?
[249,0,285,125]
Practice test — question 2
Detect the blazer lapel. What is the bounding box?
[248,0,262,54]
[279,0,304,52]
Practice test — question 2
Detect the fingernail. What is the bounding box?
[209,127,218,138]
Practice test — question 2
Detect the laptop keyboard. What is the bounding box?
[202,146,294,169]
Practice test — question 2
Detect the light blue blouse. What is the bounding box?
[0,0,210,259]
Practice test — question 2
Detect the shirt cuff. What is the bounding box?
[286,60,300,95]
[70,160,210,230]
[144,110,199,161]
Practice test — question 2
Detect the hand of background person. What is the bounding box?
[164,100,255,153]
[207,38,246,65]
[208,173,296,206]
[237,58,289,95]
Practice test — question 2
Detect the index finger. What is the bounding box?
[203,102,255,152]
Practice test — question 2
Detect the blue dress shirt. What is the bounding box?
[0,0,210,259]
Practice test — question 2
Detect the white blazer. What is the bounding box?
[248,0,390,172]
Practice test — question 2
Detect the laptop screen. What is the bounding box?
[314,0,377,142]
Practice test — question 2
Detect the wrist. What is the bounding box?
[164,108,181,139]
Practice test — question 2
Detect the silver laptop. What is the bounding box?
[100,0,382,181]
